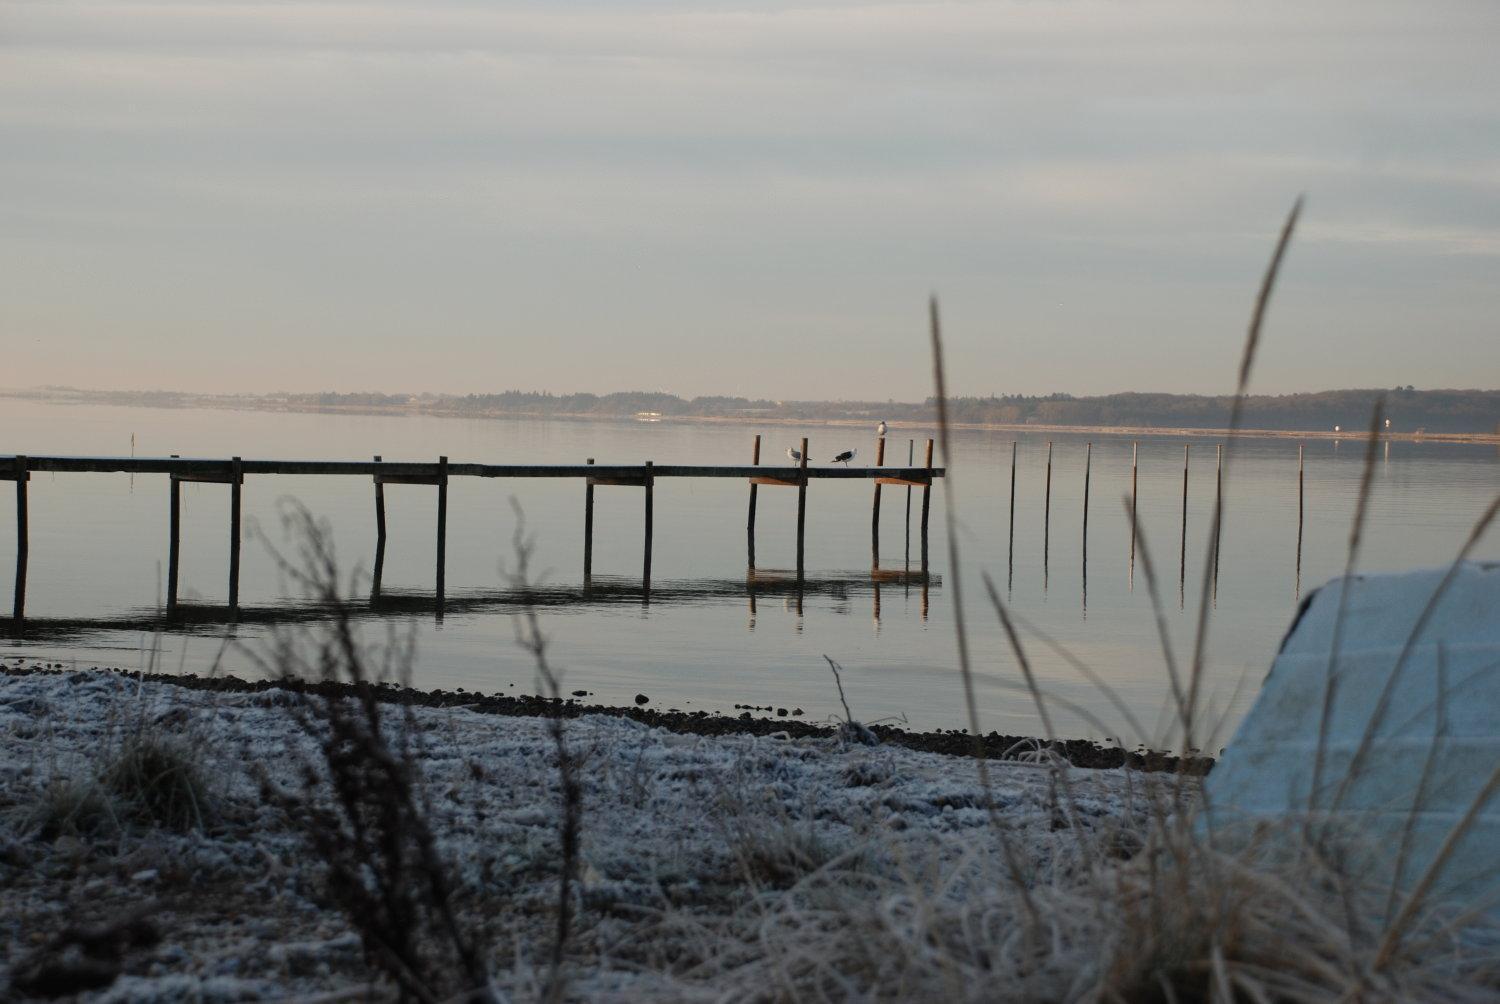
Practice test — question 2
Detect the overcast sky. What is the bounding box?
[3,0,1497,400]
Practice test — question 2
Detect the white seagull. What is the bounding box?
[877,421,888,437]
[832,448,857,466]
[786,446,808,464]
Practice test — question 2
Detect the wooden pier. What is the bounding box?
[2,447,944,626]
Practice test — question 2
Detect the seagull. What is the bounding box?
[877,421,888,438]
[832,448,857,466]
[786,446,808,464]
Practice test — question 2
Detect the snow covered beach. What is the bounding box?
[2,665,1159,1001]
[7,640,1500,1002]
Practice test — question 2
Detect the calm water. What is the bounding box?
[3,398,1497,745]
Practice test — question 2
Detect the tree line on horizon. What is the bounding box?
[21,385,1500,434]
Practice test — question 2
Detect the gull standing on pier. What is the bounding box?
[832,448,857,466]
[787,446,807,464]
[877,421,888,438]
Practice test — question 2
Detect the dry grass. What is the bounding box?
[609,199,1500,1003]
[100,730,211,832]
[17,775,115,840]
[249,503,493,1004]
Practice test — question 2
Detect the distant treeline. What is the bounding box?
[17,386,1500,434]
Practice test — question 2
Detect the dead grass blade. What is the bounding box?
[1307,397,1386,813]
[1184,197,1303,752]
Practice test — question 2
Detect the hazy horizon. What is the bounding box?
[7,380,1500,403]
[5,0,1498,399]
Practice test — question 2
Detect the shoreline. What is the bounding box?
[1,662,1211,774]
[7,391,1497,446]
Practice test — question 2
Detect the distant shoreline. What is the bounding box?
[5,390,1498,446]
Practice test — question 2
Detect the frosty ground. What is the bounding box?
[0,667,1160,1001]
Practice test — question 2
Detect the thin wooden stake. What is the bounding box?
[1007,441,1017,589]
[919,438,934,573]
[1296,443,1305,598]
[229,456,242,616]
[13,456,27,625]
[1179,444,1190,607]
[1213,443,1223,605]
[747,436,760,569]
[584,458,595,584]
[795,438,808,580]
[1129,441,1138,589]
[1082,442,1092,575]
[436,455,448,618]
[1043,440,1053,585]
[643,460,655,597]
[372,455,386,599]
[871,434,886,568]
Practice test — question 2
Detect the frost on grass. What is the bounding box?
[5,668,1500,1001]
[0,668,1144,999]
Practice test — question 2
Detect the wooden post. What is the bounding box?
[1043,441,1053,580]
[919,438,934,573]
[436,455,448,618]
[12,456,27,625]
[229,456,242,616]
[1179,444,1190,606]
[372,455,386,599]
[747,436,760,569]
[1130,441,1138,588]
[1007,441,1017,587]
[795,438,808,580]
[1296,443,1305,598]
[1082,442,1092,576]
[871,434,886,568]
[168,471,181,617]
[1213,443,1223,603]
[584,458,595,584]
[643,460,654,596]
[904,439,914,571]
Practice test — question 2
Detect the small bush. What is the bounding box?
[729,818,850,890]
[102,732,211,831]
[20,776,116,839]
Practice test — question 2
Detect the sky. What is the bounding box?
[2,0,1498,401]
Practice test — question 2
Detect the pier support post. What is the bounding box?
[795,437,808,581]
[229,456,242,617]
[436,455,448,618]
[12,456,27,625]
[904,439,914,572]
[643,460,654,597]
[584,458,595,586]
[919,438,934,574]
[871,434,885,568]
[372,456,386,599]
[747,436,760,569]
[168,472,181,617]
